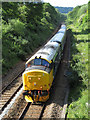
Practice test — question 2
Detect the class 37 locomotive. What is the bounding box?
[22,24,66,102]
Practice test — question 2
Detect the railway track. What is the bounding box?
[0,71,24,114]
[0,71,46,120]
[0,24,65,119]
[18,102,46,120]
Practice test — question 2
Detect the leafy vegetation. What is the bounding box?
[2,2,65,75]
[66,2,89,119]
[2,2,89,118]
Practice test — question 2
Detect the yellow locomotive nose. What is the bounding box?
[23,70,50,91]
[22,69,52,102]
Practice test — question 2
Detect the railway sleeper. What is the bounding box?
[0,97,10,100]
[0,99,8,102]
[1,95,11,97]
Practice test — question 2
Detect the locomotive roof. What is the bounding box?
[26,24,66,64]
[61,24,66,29]
[50,32,64,43]
[26,42,59,64]
[50,25,66,43]
[58,28,66,33]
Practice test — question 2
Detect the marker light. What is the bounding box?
[38,77,40,80]
[29,91,31,94]
[29,77,31,80]
[40,86,43,89]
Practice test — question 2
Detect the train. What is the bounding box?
[22,24,66,102]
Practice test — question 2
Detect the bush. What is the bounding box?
[9,19,25,37]
[2,2,63,74]
[66,3,88,118]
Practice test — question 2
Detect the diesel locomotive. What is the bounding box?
[22,24,66,102]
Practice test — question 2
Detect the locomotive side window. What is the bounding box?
[30,60,34,65]
[28,60,34,66]
[25,60,34,68]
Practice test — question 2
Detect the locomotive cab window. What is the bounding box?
[42,59,49,67]
[26,58,50,68]
[34,58,41,65]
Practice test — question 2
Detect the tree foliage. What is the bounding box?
[66,2,89,119]
[2,2,63,74]
[67,3,88,31]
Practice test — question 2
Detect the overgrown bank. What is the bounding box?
[66,2,89,119]
[2,2,66,75]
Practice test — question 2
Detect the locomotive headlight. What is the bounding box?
[25,74,27,76]
[29,77,31,80]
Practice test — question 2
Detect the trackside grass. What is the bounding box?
[66,2,89,119]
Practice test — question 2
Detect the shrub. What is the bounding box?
[2,2,63,74]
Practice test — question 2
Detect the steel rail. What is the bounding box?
[18,102,46,120]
